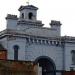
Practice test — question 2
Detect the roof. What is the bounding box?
[18,5,38,11]
[0,44,6,50]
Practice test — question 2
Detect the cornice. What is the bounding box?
[0,29,75,42]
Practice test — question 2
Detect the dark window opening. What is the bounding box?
[28,12,33,20]
[22,13,24,19]
[13,45,19,60]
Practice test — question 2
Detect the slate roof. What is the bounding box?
[18,5,38,11]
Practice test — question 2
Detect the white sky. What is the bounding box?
[0,0,75,36]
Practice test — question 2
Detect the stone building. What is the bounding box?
[0,5,75,75]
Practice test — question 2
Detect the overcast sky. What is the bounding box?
[0,0,75,36]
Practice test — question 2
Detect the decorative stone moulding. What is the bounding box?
[26,37,61,46]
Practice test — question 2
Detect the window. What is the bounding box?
[71,50,75,65]
[13,45,19,60]
[21,13,24,19]
[28,12,33,20]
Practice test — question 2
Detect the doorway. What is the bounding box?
[34,56,56,75]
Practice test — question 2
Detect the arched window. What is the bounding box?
[28,12,33,20]
[21,13,24,19]
[13,45,19,60]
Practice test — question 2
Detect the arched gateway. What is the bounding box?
[34,56,56,75]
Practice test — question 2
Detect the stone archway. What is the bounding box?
[34,56,56,75]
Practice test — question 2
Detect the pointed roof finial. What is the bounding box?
[26,0,30,5]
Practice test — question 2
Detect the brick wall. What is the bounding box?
[0,50,7,60]
[0,60,38,75]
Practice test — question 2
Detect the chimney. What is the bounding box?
[50,20,62,36]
